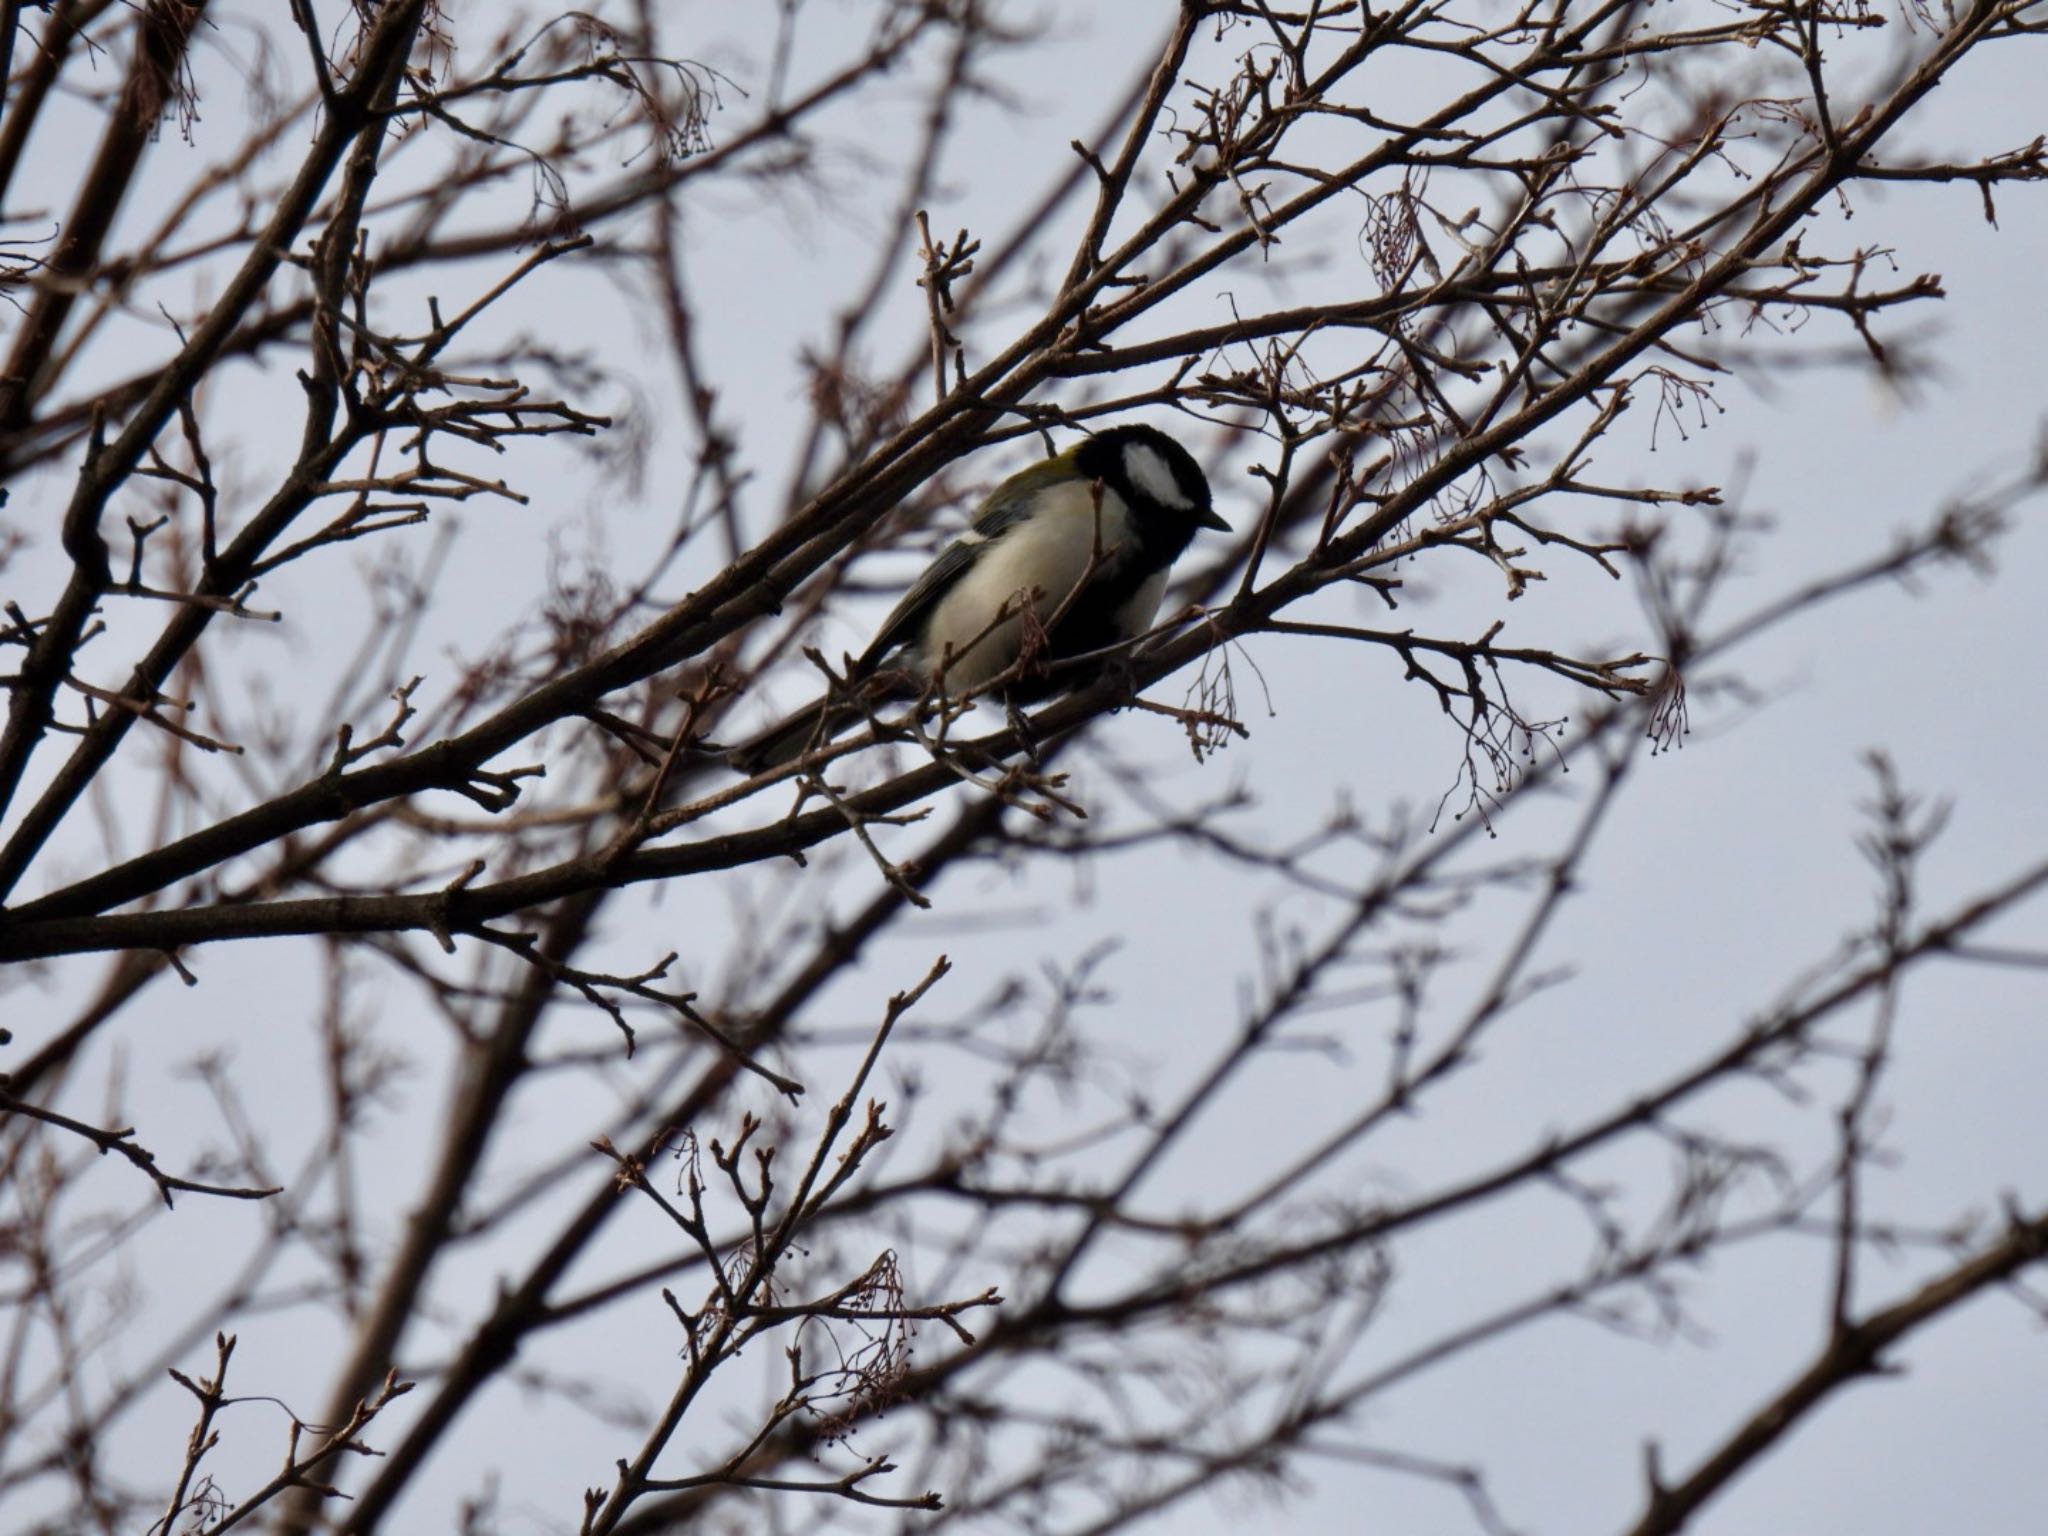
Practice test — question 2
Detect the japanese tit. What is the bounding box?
[729,423,1228,772]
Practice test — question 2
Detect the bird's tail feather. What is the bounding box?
[721,665,936,775]
[722,697,869,775]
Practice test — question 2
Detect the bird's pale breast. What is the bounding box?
[920,480,1138,690]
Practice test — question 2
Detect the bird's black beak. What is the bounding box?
[1194,505,1230,532]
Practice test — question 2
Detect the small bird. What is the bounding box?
[728,423,1228,772]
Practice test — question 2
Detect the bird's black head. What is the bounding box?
[1074,425,1228,535]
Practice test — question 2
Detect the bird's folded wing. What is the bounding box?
[856,464,1065,669]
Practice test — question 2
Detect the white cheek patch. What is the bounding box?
[1123,442,1192,511]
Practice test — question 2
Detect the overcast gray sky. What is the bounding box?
[5,2,2047,1532]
